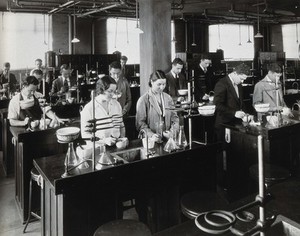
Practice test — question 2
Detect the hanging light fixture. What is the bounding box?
[134,0,143,34]
[171,3,177,43]
[254,4,263,38]
[247,24,252,43]
[218,24,222,49]
[238,24,242,46]
[71,4,80,43]
[126,14,129,44]
[296,22,299,44]
[43,14,47,45]
[191,17,197,46]
[114,17,118,48]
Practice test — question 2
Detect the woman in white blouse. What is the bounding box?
[80,75,125,146]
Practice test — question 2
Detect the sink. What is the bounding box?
[265,215,300,236]
[113,148,151,163]
[285,89,300,95]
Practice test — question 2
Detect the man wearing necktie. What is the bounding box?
[165,58,187,103]
[120,55,128,78]
[0,62,18,97]
[194,54,214,102]
[253,63,291,116]
[213,63,250,191]
[50,64,73,96]
[214,63,251,141]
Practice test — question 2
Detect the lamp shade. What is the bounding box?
[254,32,263,38]
[71,37,80,43]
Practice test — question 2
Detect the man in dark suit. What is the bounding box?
[165,58,187,103]
[214,63,250,191]
[32,69,50,100]
[194,54,214,102]
[214,63,251,141]
[50,64,76,97]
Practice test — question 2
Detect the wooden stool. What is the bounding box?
[249,164,291,188]
[180,191,227,219]
[23,168,42,233]
[93,219,152,236]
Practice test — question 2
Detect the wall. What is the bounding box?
[94,19,108,54]
[73,17,93,54]
[52,14,69,55]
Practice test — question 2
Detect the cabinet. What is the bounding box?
[34,142,218,236]
[56,54,119,74]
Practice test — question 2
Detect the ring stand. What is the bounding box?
[195,135,276,235]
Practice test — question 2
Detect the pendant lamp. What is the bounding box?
[191,18,197,46]
[247,25,252,43]
[238,24,242,46]
[134,0,143,34]
[254,4,263,38]
[296,22,299,43]
[71,5,80,43]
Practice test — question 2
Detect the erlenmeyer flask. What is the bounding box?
[163,130,178,153]
[65,142,80,167]
[177,125,188,149]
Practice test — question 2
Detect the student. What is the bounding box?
[136,70,179,143]
[0,62,18,97]
[109,61,132,116]
[8,76,63,127]
[165,58,187,103]
[214,63,251,141]
[50,64,75,96]
[80,75,125,146]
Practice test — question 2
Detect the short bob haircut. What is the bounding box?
[32,69,43,76]
[23,76,39,87]
[148,70,167,87]
[95,75,117,95]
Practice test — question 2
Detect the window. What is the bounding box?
[282,23,299,59]
[107,18,140,64]
[209,24,254,60]
[0,12,52,69]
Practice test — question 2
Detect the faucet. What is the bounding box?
[292,82,299,91]
[138,129,149,158]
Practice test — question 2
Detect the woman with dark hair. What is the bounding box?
[8,76,63,127]
[80,75,125,146]
[136,70,179,143]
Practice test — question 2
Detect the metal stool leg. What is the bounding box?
[23,177,33,233]
[23,172,41,233]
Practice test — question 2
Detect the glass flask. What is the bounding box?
[163,130,178,153]
[65,142,80,167]
[177,125,188,149]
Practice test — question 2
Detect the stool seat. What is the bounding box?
[181,191,227,219]
[31,168,40,182]
[249,164,291,187]
[93,219,151,236]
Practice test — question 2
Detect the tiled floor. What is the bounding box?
[0,152,138,236]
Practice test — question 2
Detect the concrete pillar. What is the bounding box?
[139,0,172,95]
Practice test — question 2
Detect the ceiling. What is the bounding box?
[1,0,300,24]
